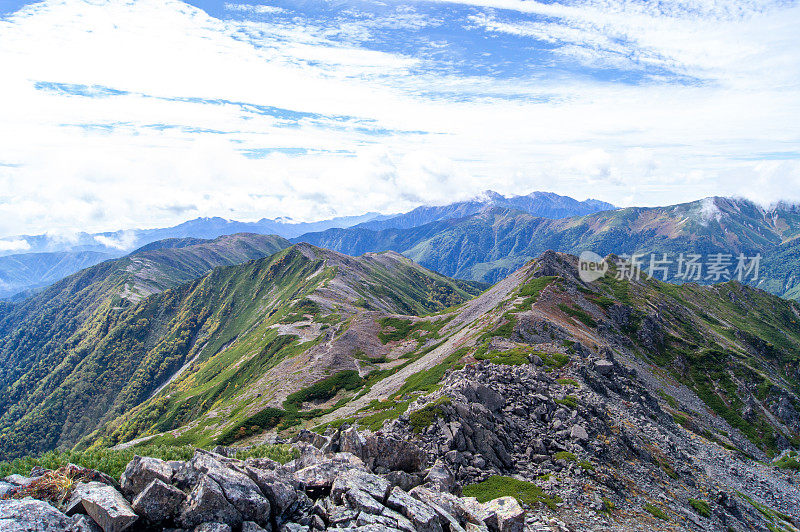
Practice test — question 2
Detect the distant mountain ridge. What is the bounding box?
[0,191,613,298]
[0,250,116,300]
[295,197,800,297]
[351,190,616,231]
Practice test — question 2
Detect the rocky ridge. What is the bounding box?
[0,431,526,532]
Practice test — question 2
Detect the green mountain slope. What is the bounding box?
[296,197,800,290]
[0,243,481,458]
[70,247,798,465]
[297,251,800,458]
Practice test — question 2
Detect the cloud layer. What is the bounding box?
[0,0,798,237]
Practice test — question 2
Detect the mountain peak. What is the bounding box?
[472,190,506,203]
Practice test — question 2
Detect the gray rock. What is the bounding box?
[294,461,359,493]
[184,450,271,524]
[410,487,484,527]
[65,481,139,532]
[3,474,34,486]
[339,426,366,457]
[194,523,232,532]
[362,435,426,473]
[72,514,104,532]
[120,455,173,497]
[178,475,242,529]
[480,497,524,532]
[357,510,415,531]
[132,479,186,523]
[383,470,424,492]
[424,459,456,493]
[594,360,614,376]
[0,497,74,531]
[279,523,310,532]
[332,469,392,504]
[344,488,385,515]
[246,467,299,516]
[386,486,443,532]
[242,521,270,532]
[0,481,15,497]
[569,424,588,441]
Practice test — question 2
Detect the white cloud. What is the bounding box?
[224,3,286,15]
[0,239,31,252]
[93,231,138,250]
[0,0,797,237]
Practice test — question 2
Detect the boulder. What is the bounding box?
[423,459,456,493]
[339,426,366,457]
[383,470,424,492]
[594,360,614,376]
[3,474,34,486]
[178,475,242,529]
[294,461,358,494]
[362,435,426,473]
[65,481,139,532]
[569,425,588,442]
[0,497,74,531]
[72,514,104,532]
[332,469,392,504]
[183,450,271,524]
[386,486,443,532]
[410,487,484,526]
[132,479,186,524]
[0,481,15,497]
[344,488,385,515]
[242,521,270,532]
[120,455,173,497]
[246,467,300,516]
[195,523,233,532]
[480,497,524,532]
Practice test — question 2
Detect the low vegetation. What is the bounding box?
[643,503,669,521]
[463,475,562,510]
[688,498,711,518]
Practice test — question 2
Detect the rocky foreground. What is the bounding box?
[1,349,799,531]
[0,429,525,532]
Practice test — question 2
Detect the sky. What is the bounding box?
[0,0,799,239]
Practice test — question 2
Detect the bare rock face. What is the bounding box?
[120,455,173,497]
[65,481,139,532]
[177,475,242,529]
[131,478,186,523]
[180,450,271,525]
[0,497,74,531]
[386,485,444,532]
[480,496,524,532]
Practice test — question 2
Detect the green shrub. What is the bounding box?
[557,304,597,328]
[774,455,800,471]
[463,475,562,510]
[397,347,469,396]
[409,397,451,433]
[688,498,711,518]
[644,503,669,521]
[556,378,578,387]
[553,451,576,462]
[283,371,363,411]
[0,445,198,480]
[555,395,578,409]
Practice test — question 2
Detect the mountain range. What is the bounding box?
[0,191,615,299]
[296,196,800,297]
[0,232,798,529]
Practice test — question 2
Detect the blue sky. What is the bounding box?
[0,0,798,242]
